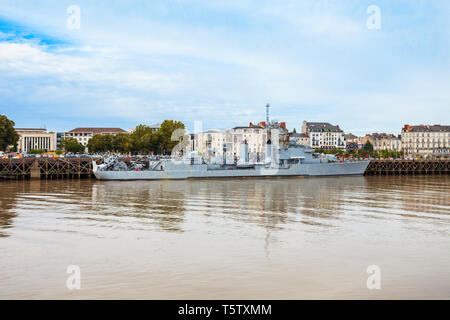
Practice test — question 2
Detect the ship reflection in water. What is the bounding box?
[0,176,449,299]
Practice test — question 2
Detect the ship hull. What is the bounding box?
[93,161,370,180]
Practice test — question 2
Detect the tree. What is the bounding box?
[113,133,131,154]
[292,128,297,134]
[130,125,153,154]
[158,120,185,154]
[87,134,114,153]
[362,141,374,156]
[0,115,19,152]
[61,138,85,153]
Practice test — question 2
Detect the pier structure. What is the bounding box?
[0,158,449,179]
[0,158,95,180]
[365,159,449,175]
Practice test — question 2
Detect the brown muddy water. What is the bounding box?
[0,176,449,299]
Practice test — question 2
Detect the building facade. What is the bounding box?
[228,126,267,163]
[367,133,402,152]
[189,129,227,163]
[290,133,310,146]
[65,127,128,148]
[301,121,345,150]
[15,128,57,153]
[401,124,450,156]
[188,126,270,164]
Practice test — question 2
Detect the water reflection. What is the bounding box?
[0,176,449,299]
[1,176,449,238]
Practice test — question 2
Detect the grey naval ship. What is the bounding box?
[93,139,370,180]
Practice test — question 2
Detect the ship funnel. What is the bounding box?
[239,140,249,164]
[266,139,272,163]
[222,143,227,165]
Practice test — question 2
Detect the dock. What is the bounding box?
[365,159,449,175]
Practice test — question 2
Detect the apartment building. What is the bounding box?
[228,126,267,163]
[189,129,227,163]
[367,133,402,152]
[290,133,310,146]
[401,124,450,156]
[301,121,345,150]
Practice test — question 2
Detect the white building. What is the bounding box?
[188,126,269,164]
[227,126,267,163]
[401,124,450,156]
[65,127,128,147]
[189,129,227,163]
[301,121,345,150]
[15,128,57,153]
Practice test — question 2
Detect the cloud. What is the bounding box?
[0,1,449,133]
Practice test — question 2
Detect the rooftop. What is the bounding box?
[402,124,450,133]
[233,126,265,130]
[304,122,342,132]
[15,128,47,131]
[67,127,127,134]
[290,133,309,138]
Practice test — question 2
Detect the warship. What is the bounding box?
[92,139,370,180]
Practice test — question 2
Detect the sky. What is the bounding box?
[0,0,449,135]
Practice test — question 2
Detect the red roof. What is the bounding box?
[67,127,127,134]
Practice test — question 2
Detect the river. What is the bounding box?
[0,176,449,299]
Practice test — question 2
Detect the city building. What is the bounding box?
[401,124,450,156]
[344,133,360,152]
[190,129,226,163]
[65,127,128,147]
[249,120,289,146]
[188,126,268,164]
[301,121,345,150]
[290,133,310,146]
[15,128,57,153]
[56,132,65,150]
[228,126,267,163]
[367,133,402,152]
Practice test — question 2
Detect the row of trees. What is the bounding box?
[315,142,405,159]
[87,120,185,154]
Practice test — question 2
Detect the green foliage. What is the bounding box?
[363,141,374,153]
[158,120,185,154]
[65,121,186,155]
[314,148,344,155]
[0,115,20,151]
[374,149,404,159]
[113,133,131,153]
[129,124,154,154]
[292,128,297,133]
[61,138,85,153]
[129,120,185,154]
[55,150,64,155]
[87,134,114,153]
[30,149,46,154]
